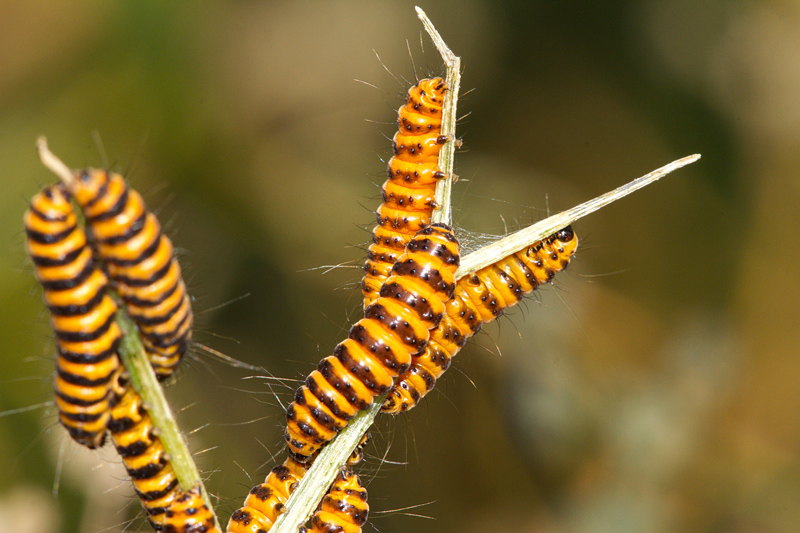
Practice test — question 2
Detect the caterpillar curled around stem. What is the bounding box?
[300,468,369,533]
[226,432,370,533]
[382,226,578,414]
[287,223,460,461]
[109,379,181,529]
[163,486,221,533]
[37,146,194,380]
[362,77,449,309]
[24,185,122,448]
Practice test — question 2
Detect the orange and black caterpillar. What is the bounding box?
[362,77,449,308]
[24,185,122,448]
[61,168,193,379]
[163,486,220,533]
[300,468,368,533]
[226,432,369,533]
[383,226,578,414]
[109,381,181,529]
[226,456,309,533]
[287,224,460,460]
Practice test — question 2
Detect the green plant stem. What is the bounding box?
[116,289,218,529]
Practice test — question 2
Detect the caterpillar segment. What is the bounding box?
[226,432,369,533]
[109,383,181,529]
[300,468,368,533]
[225,456,309,533]
[163,486,221,533]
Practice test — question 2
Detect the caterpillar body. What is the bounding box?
[24,185,122,448]
[362,78,449,309]
[226,432,368,533]
[382,226,578,414]
[109,381,181,529]
[60,168,193,379]
[300,468,368,533]
[226,456,309,533]
[163,486,221,533]
[286,224,460,460]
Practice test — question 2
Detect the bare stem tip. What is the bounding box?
[36,136,76,187]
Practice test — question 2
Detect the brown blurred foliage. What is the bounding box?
[2,1,799,532]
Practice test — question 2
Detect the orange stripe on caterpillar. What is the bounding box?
[163,486,221,533]
[287,224,460,461]
[300,468,368,533]
[382,226,578,414]
[63,168,193,380]
[362,78,449,309]
[109,381,181,529]
[25,185,121,448]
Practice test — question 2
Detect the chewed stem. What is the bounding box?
[417,7,461,227]
[36,137,76,188]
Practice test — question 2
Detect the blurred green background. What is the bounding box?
[2,1,798,532]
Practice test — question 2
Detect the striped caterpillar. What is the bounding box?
[227,433,369,533]
[383,226,578,414]
[24,185,122,448]
[163,486,220,533]
[109,381,181,529]
[362,77,449,308]
[300,468,368,533]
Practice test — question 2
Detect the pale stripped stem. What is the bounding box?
[37,137,219,529]
[457,154,701,276]
[417,6,461,227]
[271,400,384,533]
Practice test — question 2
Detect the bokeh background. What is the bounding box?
[1,1,798,532]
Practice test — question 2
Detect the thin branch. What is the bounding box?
[417,6,461,226]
